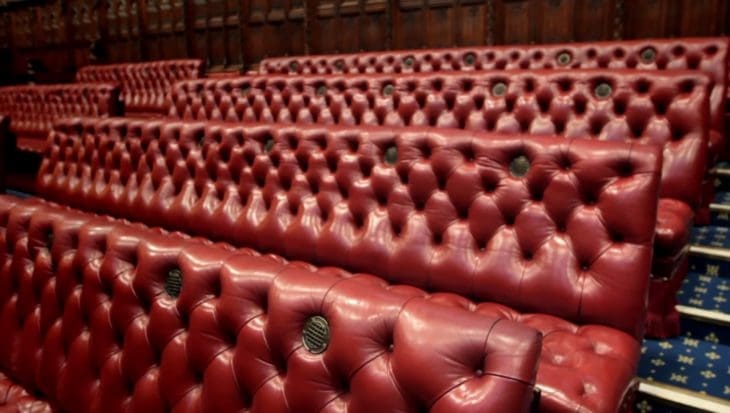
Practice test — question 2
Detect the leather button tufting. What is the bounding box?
[509,155,530,178]
[403,56,415,67]
[640,47,657,63]
[302,315,330,354]
[264,137,275,153]
[334,60,345,71]
[595,83,612,99]
[316,85,327,96]
[289,61,299,71]
[463,52,476,66]
[165,268,183,298]
[383,84,395,96]
[556,51,572,66]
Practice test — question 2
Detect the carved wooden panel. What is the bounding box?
[536,0,575,43]
[10,7,35,48]
[624,0,674,39]
[493,0,532,45]
[676,0,727,36]
[0,0,729,82]
[107,0,141,62]
[0,13,9,48]
[242,0,306,64]
[191,0,242,70]
[143,0,186,60]
[574,0,616,41]
[69,0,99,42]
[310,0,389,54]
[39,1,64,45]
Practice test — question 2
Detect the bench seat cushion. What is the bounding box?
[0,196,542,413]
[0,373,51,413]
[468,302,639,413]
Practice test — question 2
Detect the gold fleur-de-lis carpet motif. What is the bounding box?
[634,218,730,410]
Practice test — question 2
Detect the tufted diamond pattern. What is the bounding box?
[0,196,542,413]
[76,60,204,116]
[38,119,662,339]
[166,70,708,210]
[0,115,9,191]
[0,84,121,153]
[258,37,727,160]
[165,70,706,299]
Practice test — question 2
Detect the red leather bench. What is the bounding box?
[0,116,9,192]
[76,60,204,117]
[0,84,121,153]
[165,70,708,338]
[259,37,727,163]
[0,196,542,412]
[37,119,663,412]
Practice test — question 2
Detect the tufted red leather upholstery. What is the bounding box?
[165,70,706,333]
[38,118,662,340]
[259,37,728,161]
[0,195,543,412]
[76,60,204,117]
[0,84,121,153]
[167,70,708,210]
[0,116,9,192]
[33,120,663,412]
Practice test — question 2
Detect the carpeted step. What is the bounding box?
[638,335,730,402]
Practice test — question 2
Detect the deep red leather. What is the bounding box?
[0,196,542,413]
[76,60,204,117]
[167,70,708,211]
[165,70,706,327]
[0,84,121,153]
[38,119,662,341]
[0,116,9,192]
[259,37,728,161]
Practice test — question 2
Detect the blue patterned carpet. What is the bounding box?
[692,225,730,248]
[714,190,730,205]
[639,334,730,399]
[636,245,730,404]
[678,271,730,314]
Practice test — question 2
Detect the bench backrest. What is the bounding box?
[259,37,728,144]
[76,60,204,116]
[0,84,121,152]
[167,70,708,209]
[38,119,662,338]
[0,196,541,412]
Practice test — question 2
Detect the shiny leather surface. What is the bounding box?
[166,69,705,289]
[259,37,728,160]
[0,84,121,153]
[0,116,9,192]
[0,195,542,412]
[76,60,203,116]
[38,119,662,340]
[167,70,708,211]
[0,372,52,412]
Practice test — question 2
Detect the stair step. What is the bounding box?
[637,380,730,412]
[689,246,730,280]
[678,271,730,316]
[691,226,730,249]
[710,162,730,178]
[638,336,730,402]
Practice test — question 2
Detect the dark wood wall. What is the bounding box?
[0,0,729,84]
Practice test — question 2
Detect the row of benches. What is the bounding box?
[2,119,660,412]
[0,36,727,412]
